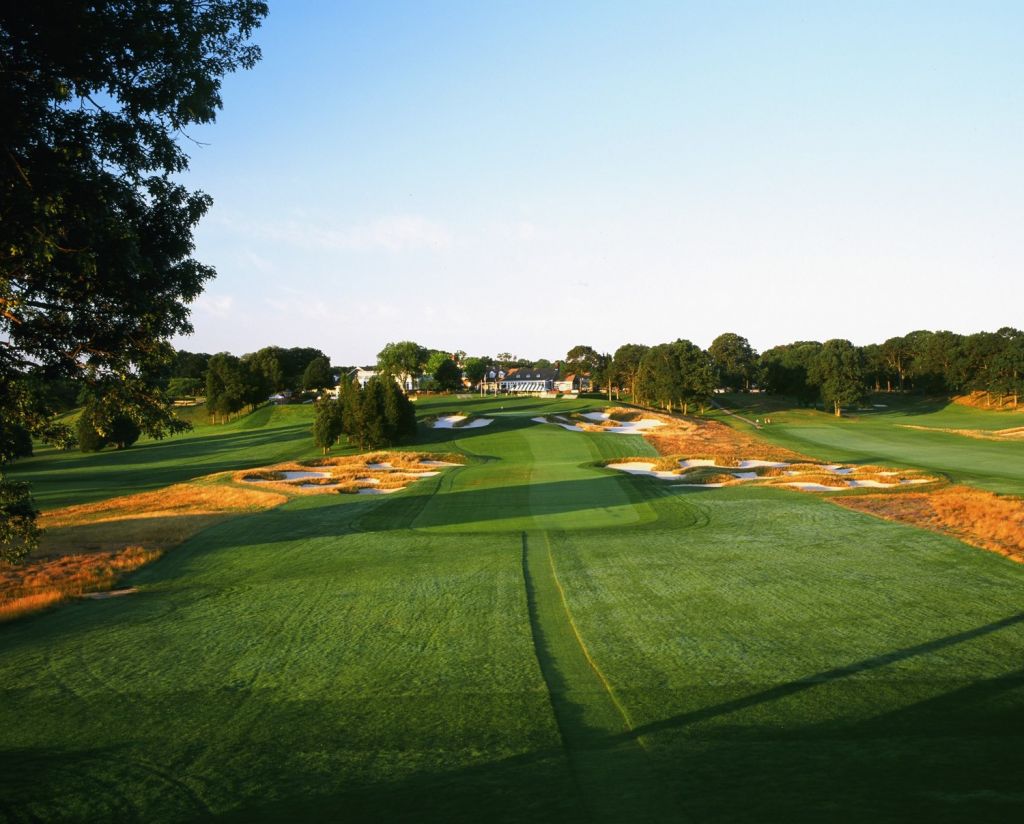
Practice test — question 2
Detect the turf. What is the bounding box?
[1,394,1023,821]
[712,393,1024,493]
[10,405,321,511]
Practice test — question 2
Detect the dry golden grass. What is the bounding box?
[37,482,288,558]
[2,480,290,621]
[644,415,807,464]
[835,486,1024,563]
[1,546,159,622]
[43,482,287,530]
[953,391,1022,411]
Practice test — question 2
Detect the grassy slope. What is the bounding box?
[1,394,1023,821]
[713,393,1024,494]
[10,405,321,511]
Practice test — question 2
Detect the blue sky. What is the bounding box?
[178,1,1024,364]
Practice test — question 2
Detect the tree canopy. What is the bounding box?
[709,333,757,391]
[0,2,266,561]
[809,339,867,416]
[377,341,427,390]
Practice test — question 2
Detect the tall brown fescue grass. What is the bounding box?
[3,481,290,622]
[835,486,1024,563]
[644,416,806,464]
[1,546,159,622]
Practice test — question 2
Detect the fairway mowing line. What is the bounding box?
[540,532,641,741]
[521,532,685,822]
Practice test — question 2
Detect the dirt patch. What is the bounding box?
[835,486,1024,563]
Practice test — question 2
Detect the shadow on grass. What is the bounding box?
[3,611,1023,822]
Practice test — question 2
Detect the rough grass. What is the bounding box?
[645,416,806,464]
[0,481,290,621]
[0,546,159,622]
[836,486,1024,563]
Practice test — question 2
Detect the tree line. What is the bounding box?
[375,327,1024,418]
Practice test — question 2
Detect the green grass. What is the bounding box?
[2,393,1023,821]
[10,404,321,510]
[712,393,1024,494]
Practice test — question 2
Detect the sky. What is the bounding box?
[177,1,1024,365]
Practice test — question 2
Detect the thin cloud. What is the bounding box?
[193,294,234,318]
[222,214,453,253]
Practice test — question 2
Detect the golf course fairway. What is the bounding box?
[2,397,1023,822]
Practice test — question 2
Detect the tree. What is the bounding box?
[243,347,285,392]
[880,336,912,390]
[205,353,249,423]
[167,377,203,399]
[0,422,33,460]
[381,379,418,442]
[463,357,488,388]
[612,344,649,401]
[635,340,714,414]
[76,402,141,451]
[708,333,757,391]
[759,342,822,405]
[808,339,867,416]
[377,341,428,391]
[357,378,388,449]
[302,356,334,392]
[0,2,267,561]
[433,358,463,393]
[312,396,343,454]
[75,407,107,453]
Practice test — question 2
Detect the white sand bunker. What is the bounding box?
[605,462,681,481]
[433,415,467,428]
[607,457,938,493]
[433,415,494,429]
[535,413,664,434]
[533,416,584,432]
[357,487,402,495]
[242,470,329,483]
[580,411,664,433]
[419,459,461,467]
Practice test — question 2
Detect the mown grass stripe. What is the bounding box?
[522,531,685,822]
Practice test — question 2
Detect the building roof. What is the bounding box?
[503,367,560,382]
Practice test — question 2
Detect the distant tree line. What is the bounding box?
[313,376,417,453]
[379,327,1023,418]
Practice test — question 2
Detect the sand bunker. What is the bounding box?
[241,470,329,483]
[433,415,494,429]
[433,415,467,428]
[535,413,664,434]
[607,457,938,493]
[357,488,402,495]
[533,416,584,432]
[234,452,464,497]
[605,462,681,481]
